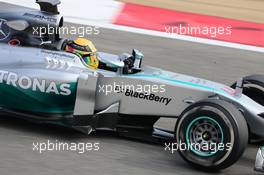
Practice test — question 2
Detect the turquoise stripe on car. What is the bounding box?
[125,74,224,94]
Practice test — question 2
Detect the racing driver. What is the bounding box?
[63,38,134,73]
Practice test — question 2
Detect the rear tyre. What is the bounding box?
[175,99,248,171]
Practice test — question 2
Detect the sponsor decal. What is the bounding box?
[221,86,236,96]
[0,70,71,96]
[41,50,76,59]
[0,18,10,41]
[115,86,172,105]
[23,13,57,23]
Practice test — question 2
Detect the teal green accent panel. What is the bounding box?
[0,82,77,113]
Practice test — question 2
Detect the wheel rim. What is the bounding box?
[186,116,224,157]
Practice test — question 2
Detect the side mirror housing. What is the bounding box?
[132,49,143,69]
[234,78,243,97]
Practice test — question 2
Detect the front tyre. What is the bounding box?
[175,99,248,171]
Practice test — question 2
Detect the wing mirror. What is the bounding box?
[132,49,143,69]
[234,78,243,97]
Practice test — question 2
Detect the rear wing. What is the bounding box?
[36,0,61,14]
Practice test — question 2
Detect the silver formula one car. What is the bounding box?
[1,0,264,171]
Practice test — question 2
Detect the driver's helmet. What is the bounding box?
[65,38,99,69]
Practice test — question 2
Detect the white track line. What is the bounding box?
[1,0,264,53]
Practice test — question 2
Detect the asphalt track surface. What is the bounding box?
[0,2,264,175]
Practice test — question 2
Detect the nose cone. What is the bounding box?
[255,147,264,172]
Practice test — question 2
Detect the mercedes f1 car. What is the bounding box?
[1,0,264,171]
